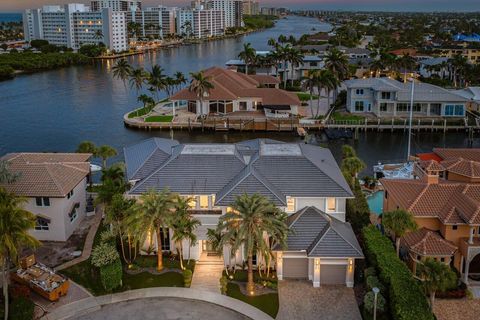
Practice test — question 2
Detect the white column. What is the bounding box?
[308,259,313,281]
[469,227,474,244]
[276,252,283,280]
[464,256,470,284]
[173,101,176,118]
[313,258,320,287]
[346,258,355,288]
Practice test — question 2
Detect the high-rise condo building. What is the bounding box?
[90,0,141,12]
[125,6,176,39]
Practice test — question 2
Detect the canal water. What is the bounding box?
[0,15,479,172]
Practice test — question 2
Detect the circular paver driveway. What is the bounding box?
[71,297,250,320]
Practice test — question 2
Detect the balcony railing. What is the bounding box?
[188,209,222,215]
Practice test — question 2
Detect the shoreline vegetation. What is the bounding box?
[0,14,278,81]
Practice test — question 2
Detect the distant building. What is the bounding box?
[418,57,450,78]
[90,0,141,11]
[454,87,480,113]
[452,33,480,43]
[437,47,480,65]
[23,3,128,52]
[176,8,225,38]
[126,6,176,39]
[344,78,467,117]
[207,0,243,28]
[242,0,259,15]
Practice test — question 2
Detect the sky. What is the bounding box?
[0,0,479,13]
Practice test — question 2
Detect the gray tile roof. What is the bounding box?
[344,78,468,103]
[275,207,363,258]
[125,139,353,204]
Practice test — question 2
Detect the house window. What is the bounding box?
[440,257,445,262]
[354,101,364,112]
[67,190,74,199]
[452,225,458,230]
[310,62,318,67]
[326,198,336,212]
[187,196,197,208]
[36,197,50,207]
[445,104,464,116]
[355,89,364,95]
[160,227,170,251]
[69,203,80,223]
[35,217,50,231]
[397,103,409,112]
[286,197,295,212]
[199,195,209,209]
[380,103,388,112]
[381,92,391,100]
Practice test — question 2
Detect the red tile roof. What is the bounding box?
[0,153,91,197]
[402,228,457,256]
[441,158,480,178]
[418,159,445,172]
[433,148,480,162]
[171,67,300,106]
[417,152,443,162]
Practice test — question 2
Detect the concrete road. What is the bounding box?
[71,297,250,320]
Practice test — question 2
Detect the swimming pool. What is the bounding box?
[367,190,384,215]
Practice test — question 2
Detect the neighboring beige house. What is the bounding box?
[0,153,92,242]
[124,138,363,287]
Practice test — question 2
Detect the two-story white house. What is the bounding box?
[344,77,468,117]
[124,138,363,287]
[0,153,92,242]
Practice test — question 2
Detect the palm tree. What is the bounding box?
[341,156,366,185]
[147,65,167,101]
[276,44,291,89]
[324,47,349,101]
[287,48,304,86]
[449,54,468,88]
[129,67,146,94]
[174,71,187,92]
[100,165,124,185]
[316,69,338,114]
[369,59,384,77]
[76,141,97,155]
[216,194,288,295]
[238,42,257,75]
[94,29,104,41]
[382,209,417,256]
[112,59,132,89]
[0,188,40,320]
[189,71,214,117]
[133,189,176,271]
[104,194,137,266]
[171,195,200,269]
[302,70,319,118]
[137,94,155,112]
[0,161,19,184]
[418,258,457,310]
[397,54,417,82]
[97,145,117,168]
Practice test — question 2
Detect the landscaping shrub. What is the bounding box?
[91,242,123,292]
[346,179,371,234]
[220,276,228,295]
[363,226,433,320]
[364,291,386,314]
[91,242,120,267]
[183,269,193,287]
[364,267,377,278]
[0,65,15,80]
[366,275,385,293]
[99,229,116,245]
[9,297,35,320]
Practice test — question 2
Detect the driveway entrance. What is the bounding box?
[276,280,361,320]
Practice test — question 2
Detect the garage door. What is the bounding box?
[283,258,308,279]
[320,264,346,285]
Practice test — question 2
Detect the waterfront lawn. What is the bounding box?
[128,107,151,118]
[297,92,319,101]
[331,112,365,122]
[145,115,174,123]
[226,283,279,318]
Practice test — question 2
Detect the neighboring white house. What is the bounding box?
[171,67,299,118]
[418,57,450,79]
[0,153,92,242]
[124,138,363,287]
[454,87,480,113]
[344,77,468,117]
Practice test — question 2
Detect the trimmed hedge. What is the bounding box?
[363,226,433,320]
[100,259,123,292]
[9,297,35,320]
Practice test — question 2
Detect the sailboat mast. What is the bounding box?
[406,79,415,162]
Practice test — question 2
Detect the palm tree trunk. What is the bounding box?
[309,88,314,118]
[316,86,322,118]
[247,255,255,294]
[177,241,184,270]
[245,64,248,75]
[283,60,288,89]
[396,237,401,257]
[429,291,436,310]
[102,158,107,169]
[3,257,9,320]
[188,239,191,265]
[156,226,163,271]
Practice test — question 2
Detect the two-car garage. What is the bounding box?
[281,257,348,285]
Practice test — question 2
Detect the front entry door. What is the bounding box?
[202,240,215,252]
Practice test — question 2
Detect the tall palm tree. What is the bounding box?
[397,54,417,82]
[147,65,167,101]
[76,141,97,156]
[189,71,214,117]
[112,59,132,89]
[94,29,104,41]
[174,71,187,92]
[418,258,457,310]
[449,54,468,88]
[316,69,338,114]
[133,189,176,271]
[238,42,257,75]
[129,67,146,94]
[137,94,155,111]
[287,48,304,86]
[171,195,200,269]
[324,47,349,101]
[97,145,117,168]
[216,194,288,295]
[276,44,291,89]
[0,189,40,320]
[302,70,319,118]
[0,161,19,184]
[382,209,417,256]
[104,194,137,266]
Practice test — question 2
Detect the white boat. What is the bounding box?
[90,164,102,172]
[373,162,413,179]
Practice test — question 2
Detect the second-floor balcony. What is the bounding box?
[188,209,222,215]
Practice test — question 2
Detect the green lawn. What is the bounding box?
[128,107,151,118]
[144,115,174,123]
[331,112,365,121]
[297,92,319,102]
[226,283,279,318]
